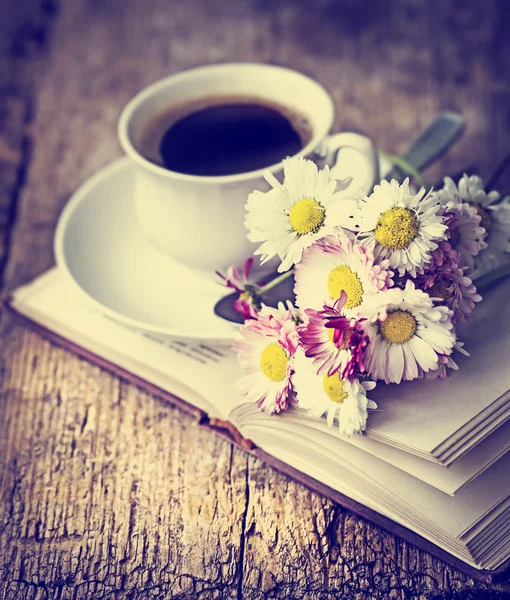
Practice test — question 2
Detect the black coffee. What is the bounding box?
[137,97,311,176]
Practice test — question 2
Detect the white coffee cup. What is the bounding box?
[118,63,379,278]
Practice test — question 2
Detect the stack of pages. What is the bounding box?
[9,267,510,575]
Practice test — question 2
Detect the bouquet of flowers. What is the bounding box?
[217,157,510,436]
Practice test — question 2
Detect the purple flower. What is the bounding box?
[416,256,482,325]
[438,200,487,273]
[298,292,370,380]
[216,258,260,320]
[216,257,254,293]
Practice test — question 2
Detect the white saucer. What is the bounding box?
[54,158,239,343]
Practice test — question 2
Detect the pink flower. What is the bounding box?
[216,258,260,320]
[321,235,395,292]
[233,303,300,414]
[416,258,482,325]
[442,204,487,271]
[298,292,370,380]
[233,294,259,320]
[216,257,254,293]
[294,233,393,317]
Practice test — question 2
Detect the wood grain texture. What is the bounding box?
[1,0,510,598]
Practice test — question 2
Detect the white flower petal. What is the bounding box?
[358,179,447,276]
[360,284,455,383]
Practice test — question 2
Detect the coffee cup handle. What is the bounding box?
[318,132,380,196]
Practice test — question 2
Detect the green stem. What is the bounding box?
[258,269,294,295]
[379,150,425,187]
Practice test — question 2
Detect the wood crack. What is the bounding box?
[0,0,60,292]
[237,454,250,600]
[0,132,31,289]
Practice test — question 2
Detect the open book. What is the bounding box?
[8,268,510,577]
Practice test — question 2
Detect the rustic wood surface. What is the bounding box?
[0,0,510,598]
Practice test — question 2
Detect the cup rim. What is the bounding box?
[117,62,334,185]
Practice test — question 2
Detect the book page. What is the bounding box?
[233,403,510,495]
[11,269,244,420]
[242,422,510,565]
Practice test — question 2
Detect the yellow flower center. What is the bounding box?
[375,207,419,249]
[260,343,289,382]
[323,373,348,403]
[327,265,364,308]
[472,204,493,234]
[289,198,325,235]
[379,310,417,344]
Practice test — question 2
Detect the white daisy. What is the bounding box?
[294,233,393,317]
[360,280,456,384]
[358,179,448,277]
[439,174,510,277]
[233,304,299,414]
[245,156,363,273]
[292,351,377,436]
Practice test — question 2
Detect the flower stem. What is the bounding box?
[258,269,294,295]
[380,150,425,187]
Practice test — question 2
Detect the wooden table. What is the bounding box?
[1,1,509,598]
